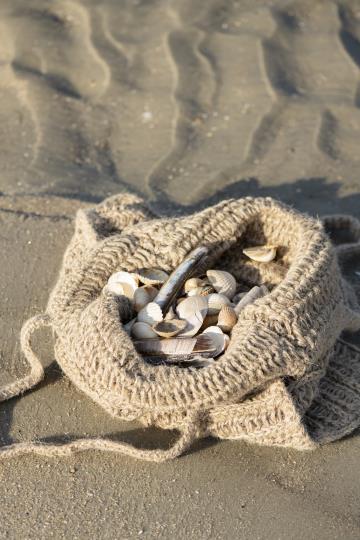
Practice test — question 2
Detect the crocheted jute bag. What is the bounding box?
[1,193,360,462]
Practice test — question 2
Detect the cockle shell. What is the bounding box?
[176,295,208,337]
[243,245,277,263]
[202,326,229,357]
[184,277,205,293]
[217,306,238,333]
[187,285,214,297]
[133,285,158,312]
[206,270,236,299]
[234,285,268,314]
[200,313,219,331]
[131,322,158,339]
[134,268,169,286]
[137,302,163,325]
[152,319,187,338]
[207,293,231,315]
[107,271,138,299]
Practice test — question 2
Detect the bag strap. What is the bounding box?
[0,314,200,462]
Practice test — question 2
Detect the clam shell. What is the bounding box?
[243,245,277,263]
[133,285,158,312]
[206,270,236,299]
[164,305,176,320]
[207,293,231,315]
[217,306,238,333]
[200,313,219,331]
[131,322,158,339]
[107,271,138,299]
[178,312,205,337]
[137,302,163,325]
[202,326,228,357]
[152,319,187,338]
[134,268,169,286]
[234,285,267,314]
[184,277,205,293]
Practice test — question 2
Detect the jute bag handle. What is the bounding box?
[0,314,200,462]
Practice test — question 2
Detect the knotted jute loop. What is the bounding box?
[1,193,360,460]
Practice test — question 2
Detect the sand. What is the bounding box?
[0,0,360,538]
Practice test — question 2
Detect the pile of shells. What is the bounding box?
[105,244,276,368]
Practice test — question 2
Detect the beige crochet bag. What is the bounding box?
[1,193,360,462]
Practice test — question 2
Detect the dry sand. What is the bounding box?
[1,0,360,538]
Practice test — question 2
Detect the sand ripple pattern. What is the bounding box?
[1,0,360,204]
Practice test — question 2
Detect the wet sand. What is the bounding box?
[1,1,360,538]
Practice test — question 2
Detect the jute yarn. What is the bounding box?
[1,193,360,462]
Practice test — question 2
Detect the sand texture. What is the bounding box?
[1,0,360,538]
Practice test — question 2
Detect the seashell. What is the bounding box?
[134,334,216,361]
[187,285,214,297]
[200,313,219,332]
[243,245,277,263]
[232,291,248,304]
[233,285,267,314]
[164,305,176,320]
[131,322,158,339]
[207,293,231,315]
[184,277,205,293]
[123,317,136,334]
[202,326,228,357]
[134,268,169,286]
[217,306,238,333]
[153,246,208,314]
[176,295,208,320]
[152,319,187,338]
[178,312,205,337]
[133,285,158,312]
[206,270,237,299]
[137,302,163,325]
[107,271,138,299]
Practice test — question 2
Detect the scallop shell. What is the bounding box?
[233,285,267,314]
[107,271,138,299]
[217,306,238,333]
[134,268,169,286]
[202,326,228,357]
[133,285,158,312]
[184,277,205,293]
[152,319,187,338]
[243,245,277,263]
[137,302,163,325]
[207,293,231,315]
[131,322,158,339]
[206,270,236,299]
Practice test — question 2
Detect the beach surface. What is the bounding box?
[1,1,360,538]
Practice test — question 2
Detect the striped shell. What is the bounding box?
[217,306,238,333]
[206,270,236,299]
[202,326,229,357]
[107,271,138,299]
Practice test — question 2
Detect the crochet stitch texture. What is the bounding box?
[1,193,360,461]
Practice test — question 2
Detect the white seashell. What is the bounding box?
[184,277,205,293]
[108,271,138,299]
[207,293,231,315]
[178,312,205,337]
[233,285,267,314]
[176,295,208,320]
[217,306,238,333]
[131,322,158,339]
[206,270,236,299]
[133,268,169,286]
[243,245,277,263]
[133,285,158,312]
[152,319,187,338]
[202,326,227,357]
[137,302,163,325]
